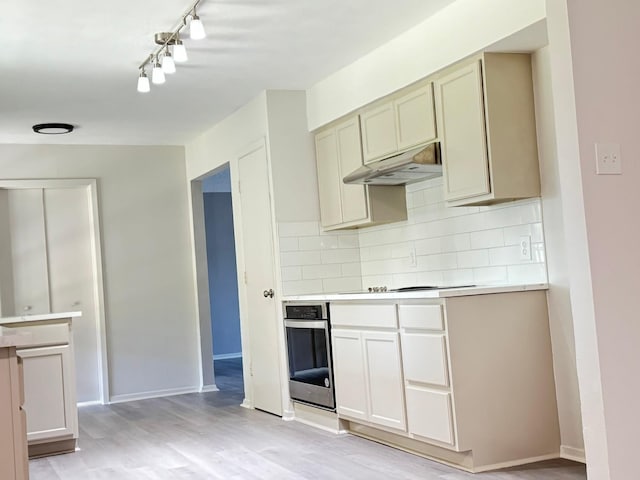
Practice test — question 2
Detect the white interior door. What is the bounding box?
[45,187,101,403]
[236,142,283,416]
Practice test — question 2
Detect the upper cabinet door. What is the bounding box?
[335,118,368,224]
[360,102,398,163]
[315,128,343,228]
[435,60,491,202]
[7,189,50,315]
[395,84,437,151]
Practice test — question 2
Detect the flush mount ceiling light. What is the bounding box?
[32,123,74,135]
[137,0,206,93]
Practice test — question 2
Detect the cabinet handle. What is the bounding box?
[23,306,32,312]
[263,289,274,298]
[72,301,81,307]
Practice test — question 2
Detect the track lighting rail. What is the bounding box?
[136,0,206,92]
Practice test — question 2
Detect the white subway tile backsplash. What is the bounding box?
[323,277,362,293]
[507,263,547,284]
[442,269,474,285]
[279,237,299,252]
[302,264,342,280]
[298,236,323,251]
[457,250,490,269]
[407,190,426,208]
[470,229,505,250]
[282,279,323,295]
[416,253,458,272]
[488,245,522,266]
[341,262,362,277]
[280,251,321,267]
[278,193,547,295]
[416,271,445,286]
[321,248,360,264]
[473,266,509,284]
[337,234,359,249]
[281,266,302,281]
[319,235,340,250]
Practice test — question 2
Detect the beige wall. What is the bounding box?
[532,46,584,459]
[546,1,640,478]
[0,144,200,401]
[306,0,546,130]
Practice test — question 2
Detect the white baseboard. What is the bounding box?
[213,352,242,360]
[77,400,103,408]
[109,386,200,404]
[561,445,586,464]
[241,398,252,409]
[200,384,220,393]
[473,453,559,473]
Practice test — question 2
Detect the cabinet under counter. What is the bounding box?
[0,312,81,458]
[328,290,560,473]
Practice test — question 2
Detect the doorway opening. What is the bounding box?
[201,166,244,398]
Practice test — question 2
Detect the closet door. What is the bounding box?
[8,189,50,315]
[45,188,100,403]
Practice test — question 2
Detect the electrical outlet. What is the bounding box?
[595,143,622,175]
[409,245,417,268]
[519,235,532,261]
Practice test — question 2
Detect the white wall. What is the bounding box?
[532,46,584,460]
[306,0,546,130]
[0,144,200,401]
[546,1,640,477]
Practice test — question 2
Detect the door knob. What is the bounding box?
[263,289,274,298]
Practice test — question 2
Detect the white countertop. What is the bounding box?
[0,311,82,326]
[282,284,548,302]
[0,326,33,348]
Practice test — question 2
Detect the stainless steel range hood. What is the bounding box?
[343,142,441,186]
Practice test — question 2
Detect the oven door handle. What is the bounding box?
[284,320,328,329]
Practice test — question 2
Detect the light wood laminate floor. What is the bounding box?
[30,364,586,479]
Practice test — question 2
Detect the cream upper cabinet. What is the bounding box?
[361,83,437,163]
[434,53,540,206]
[314,116,407,231]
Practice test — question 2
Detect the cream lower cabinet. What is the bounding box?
[434,53,540,206]
[1,317,80,458]
[330,303,406,432]
[315,117,407,230]
[0,346,29,480]
[331,291,561,473]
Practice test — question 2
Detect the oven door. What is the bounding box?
[284,319,335,410]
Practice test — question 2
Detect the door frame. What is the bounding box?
[189,137,288,413]
[0,178,109,404]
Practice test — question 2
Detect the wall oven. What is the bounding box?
[283,302,335,410]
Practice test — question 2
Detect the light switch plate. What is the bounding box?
[595,143,622,175]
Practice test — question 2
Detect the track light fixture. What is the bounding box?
[136,0,205,93]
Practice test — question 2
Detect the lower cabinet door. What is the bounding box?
[331,330,368,421]
[405,385,455,445]
[19,345,76,443]
[363,331,406,431]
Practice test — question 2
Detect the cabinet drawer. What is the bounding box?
[405,386,455,446]
[398,304,443,330]
[330,303,397,329]
[401,332,449,386]
[10,324,69,348]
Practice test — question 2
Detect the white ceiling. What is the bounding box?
[0,0,460,146]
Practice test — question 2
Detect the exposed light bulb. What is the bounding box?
[173,41,188,63]
[162,51,176,74]
[152,59,165,85]
[189,14,206,40]
[137,69,150,93]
